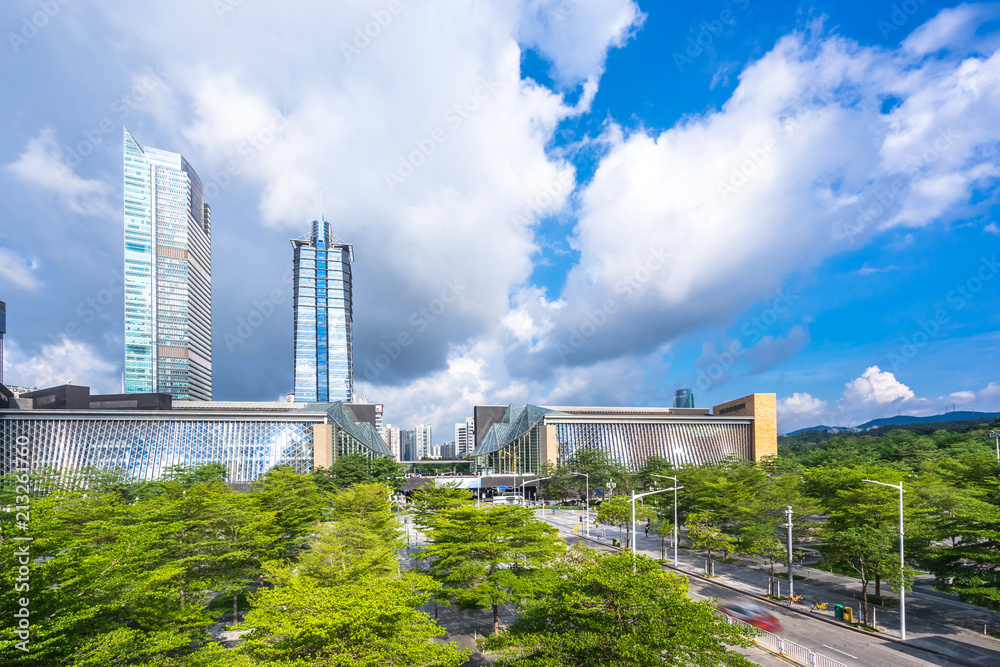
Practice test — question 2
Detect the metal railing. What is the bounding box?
[719,612,847,667]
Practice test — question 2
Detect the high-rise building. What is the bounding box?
[454,416,475,457]
[378,424,402,460]
[401,429,416,461]
[415,424,432,459]
[123,129,212,401]
[0,300,5,385]
[291,214,354,403]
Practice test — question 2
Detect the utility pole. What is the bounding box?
[785,506,794,599]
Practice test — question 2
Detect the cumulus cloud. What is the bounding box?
[841,365,916,406]
[4,337,120,393]
[778,392,828,425]
[5,128,113,218]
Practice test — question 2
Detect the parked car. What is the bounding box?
[717,603,782,632]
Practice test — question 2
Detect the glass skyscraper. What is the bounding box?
[291,215,354,402]
[123,129,212,401]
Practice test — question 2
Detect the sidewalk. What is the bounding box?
[543,510,1000,666]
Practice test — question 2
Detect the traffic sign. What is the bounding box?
[497,485,507,491]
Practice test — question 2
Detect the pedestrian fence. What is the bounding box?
[718,612,847,667]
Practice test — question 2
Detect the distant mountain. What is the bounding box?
[784,411,1000,436]
[856,411,1000,430]
[786,425,835,436]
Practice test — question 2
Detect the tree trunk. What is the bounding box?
[661,532,666,560]
[860,578,869,627]
[875,574,881,600]
[233,591,238,627]
[492,602,500,634]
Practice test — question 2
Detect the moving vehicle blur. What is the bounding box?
[717,602,782,632]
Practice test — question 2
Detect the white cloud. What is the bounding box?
[841,365,916,406]
[4,337,120,393]
[986,222,1000,235]
[858,263,900,275]
[0,247,41,291]
[778,392,829,431]
[5,128,113,218]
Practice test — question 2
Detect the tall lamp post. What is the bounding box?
[651,474,681,567]
[569,471,590,537]
[990,430,999,463]
[864,478,906,640]
[785,506,794,599]
[632,487,681,573]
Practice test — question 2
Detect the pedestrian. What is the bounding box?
[644,523,649,537]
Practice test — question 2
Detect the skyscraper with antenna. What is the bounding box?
[290,214,354,402]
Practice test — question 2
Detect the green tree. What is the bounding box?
[482,549,754,666]
[412,480,475,527]
[687,510,735,573]
[419,504,563,634]
[825,525,898,627]
[596,495,652,548]
[227,571,470,666]
[252,465,324,544]
[925,495,1000,611]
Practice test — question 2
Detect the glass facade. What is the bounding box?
[123,129,212,401]
[473,404,754,475]
[1,402,391,484]
[291,216,353,402]
[2,414,317,483]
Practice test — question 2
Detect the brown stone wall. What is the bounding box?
[712,393,777,461]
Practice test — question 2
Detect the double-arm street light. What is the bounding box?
[651,474,681,567]
[863,478,906,640]
[631,486,681,572]
[569,471,589,537]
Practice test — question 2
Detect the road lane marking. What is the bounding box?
[822,644,857,659]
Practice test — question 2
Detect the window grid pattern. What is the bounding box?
[2,417,314,483]
[292,217,353,403]
[553,421,752,470]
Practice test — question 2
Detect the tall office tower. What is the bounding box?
[123,129,212,400]
[401,429,415,461]
[455,416,476,457]
[415,424,432,459]
[0,300,6,385]
[291,214,354,402]
[388,426,401,461]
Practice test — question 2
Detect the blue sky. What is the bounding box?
[1,0,998,437]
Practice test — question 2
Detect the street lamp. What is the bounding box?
[632,487,681,573]
[569,472,590,537]
[651,474,681,567]
[863,478,906,640]
[784,506,794,599]
[990,430,999,463]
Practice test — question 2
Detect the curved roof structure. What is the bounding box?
[325,401,393,456]
[472,404,565,456]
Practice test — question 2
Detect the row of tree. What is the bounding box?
[536,423,1000,627]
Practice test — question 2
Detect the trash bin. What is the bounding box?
[834,604,843,620]
[842,607,853,623]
